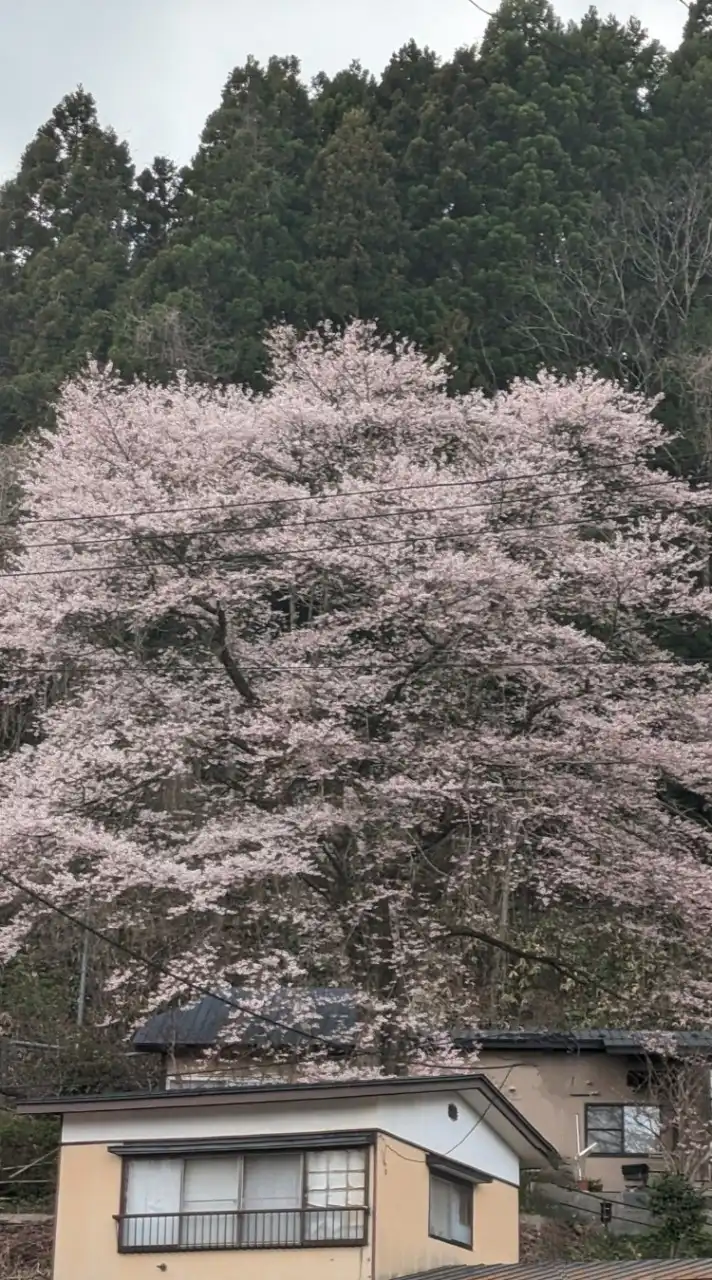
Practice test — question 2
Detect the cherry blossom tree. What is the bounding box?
[1,320,712,1071]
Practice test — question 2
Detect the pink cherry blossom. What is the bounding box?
[1,321,712,1069]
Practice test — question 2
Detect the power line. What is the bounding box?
[383,1062,519,1166]
[0,457,688,532]
[2,867,590,1064]
[0,862,658,1065]
[14,474,691,557]
[0,867,350,1054]
[0,508,704,582]
[65,653,712,673]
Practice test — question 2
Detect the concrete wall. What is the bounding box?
[477,1049,668,1192]
[532,1181,653,1236]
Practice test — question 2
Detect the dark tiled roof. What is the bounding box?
[133,987,358,1050]
[468,1030,712,1055]
[133,986,712,1057]
[398,1261,712,1279]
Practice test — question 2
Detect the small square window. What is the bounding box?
[428,1172,473,1249]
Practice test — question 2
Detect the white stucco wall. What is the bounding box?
[61,1091,520,1185]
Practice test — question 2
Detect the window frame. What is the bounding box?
[584,1103,663,1157]
[117,1144,370,1254]
[427,1169,474,1251]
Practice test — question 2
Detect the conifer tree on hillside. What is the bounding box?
[111,57,317,389]
[305,108,408,329]
[0,89,136,441]
[651,0,712,168]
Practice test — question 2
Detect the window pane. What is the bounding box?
[304,1149,366,1240]
[305,1150,366,1207]
[182,1157,239,1209]
[429,1174,472,1248]
[587,1106,623,1130]
[429,1175,451,1238]
[586,1106,623,1153]
[181,1157,239,1248]
[451,1182,471,1245]
[587,1128,624,1154]
[123,1159,182,1249]
[456,1184,471,1229]
[242,1154,302,1209]
[624,1106,661,1154]
[241,1154,302,1246]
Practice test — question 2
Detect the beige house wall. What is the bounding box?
[51,1133,522,1280]
[373,1134,519,1279]
[52,1143,372,1280]
[477,1049,668,1191]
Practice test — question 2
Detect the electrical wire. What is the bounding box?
[381,1063,519,1166]
[11,475,689,557]
[0,480,708,1068]
[0,457,679,531]
[0,855,679,1062]
[0,866,353,1054]
[53,655,712,674]
[0,507,706,582]
[2,867,603,1068]
[0,852,663,1069]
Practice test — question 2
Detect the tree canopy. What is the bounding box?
[1,323,712,1068]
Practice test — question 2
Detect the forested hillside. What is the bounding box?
[1,0,712,455]
[2,0,712,1112]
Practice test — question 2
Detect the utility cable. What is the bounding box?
[0,867,350,1055]
[0,456,690,531]
[13,474,688,557]
[0,507,705,581]
[0,859,681,1061]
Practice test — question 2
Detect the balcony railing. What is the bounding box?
[116,1206,369,1252]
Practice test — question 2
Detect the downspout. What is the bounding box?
[370,1140,378,1280]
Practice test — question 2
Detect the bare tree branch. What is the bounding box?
[210,604,260,705]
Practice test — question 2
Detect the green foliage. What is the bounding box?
[647,1173,712,1257]
[0,89,135,439]
[0,1112,58,1209]
[3,7,712,434]
[306,107,407,327]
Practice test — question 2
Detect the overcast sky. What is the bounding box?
[0,0,687,181]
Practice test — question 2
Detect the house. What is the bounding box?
[133,993,712,1194]
[469,1030,712,1193]
[18,1072,558,1280]
[132,986,364,1087]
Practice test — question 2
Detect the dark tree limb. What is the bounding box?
[384,627,467,706]
[511,694,561,737]
[210,604,259,706]
[445,924,620,998]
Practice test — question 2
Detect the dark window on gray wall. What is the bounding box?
[585,1104,662,1155]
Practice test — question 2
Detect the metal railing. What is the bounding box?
[116,1206,368,1252]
